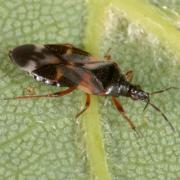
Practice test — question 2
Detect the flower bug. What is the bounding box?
[7,43,178,133]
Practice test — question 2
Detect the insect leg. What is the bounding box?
[104,55,111,61]
[75,94,90,118]
[112,96,142,137]
[125,70,133,82]
[3,87,76,100]
[104,48,112,61]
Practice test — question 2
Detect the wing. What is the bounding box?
[10,43,120,95]
[44,44,98,63]
[31,60,122,95]
[31,63,105,95]
[9,44,98,73]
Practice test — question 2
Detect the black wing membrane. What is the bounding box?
[31,63,105,94]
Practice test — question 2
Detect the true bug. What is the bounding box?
[7,44,177,132]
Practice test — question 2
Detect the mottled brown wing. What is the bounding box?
[31,63,104,94]
[9,44,99,75]
[45,44,98,63]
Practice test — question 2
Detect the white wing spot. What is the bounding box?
[34,44,45,53]
[22,60,37,72]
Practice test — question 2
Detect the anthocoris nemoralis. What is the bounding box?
[6,43,178,134]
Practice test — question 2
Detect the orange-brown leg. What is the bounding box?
[104,54,111,61]
[125,70,133,82]
[3,87,76,100]
[112,96,142,136]
[104,48,112,61]
[75,94,91,118]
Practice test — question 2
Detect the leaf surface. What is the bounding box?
[0,0,180,179]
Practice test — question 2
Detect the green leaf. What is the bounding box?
[0,0,180,179]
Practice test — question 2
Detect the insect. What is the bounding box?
[7,43,177,133]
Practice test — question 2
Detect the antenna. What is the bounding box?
[151,87,179,95]
[148,101,175,131]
